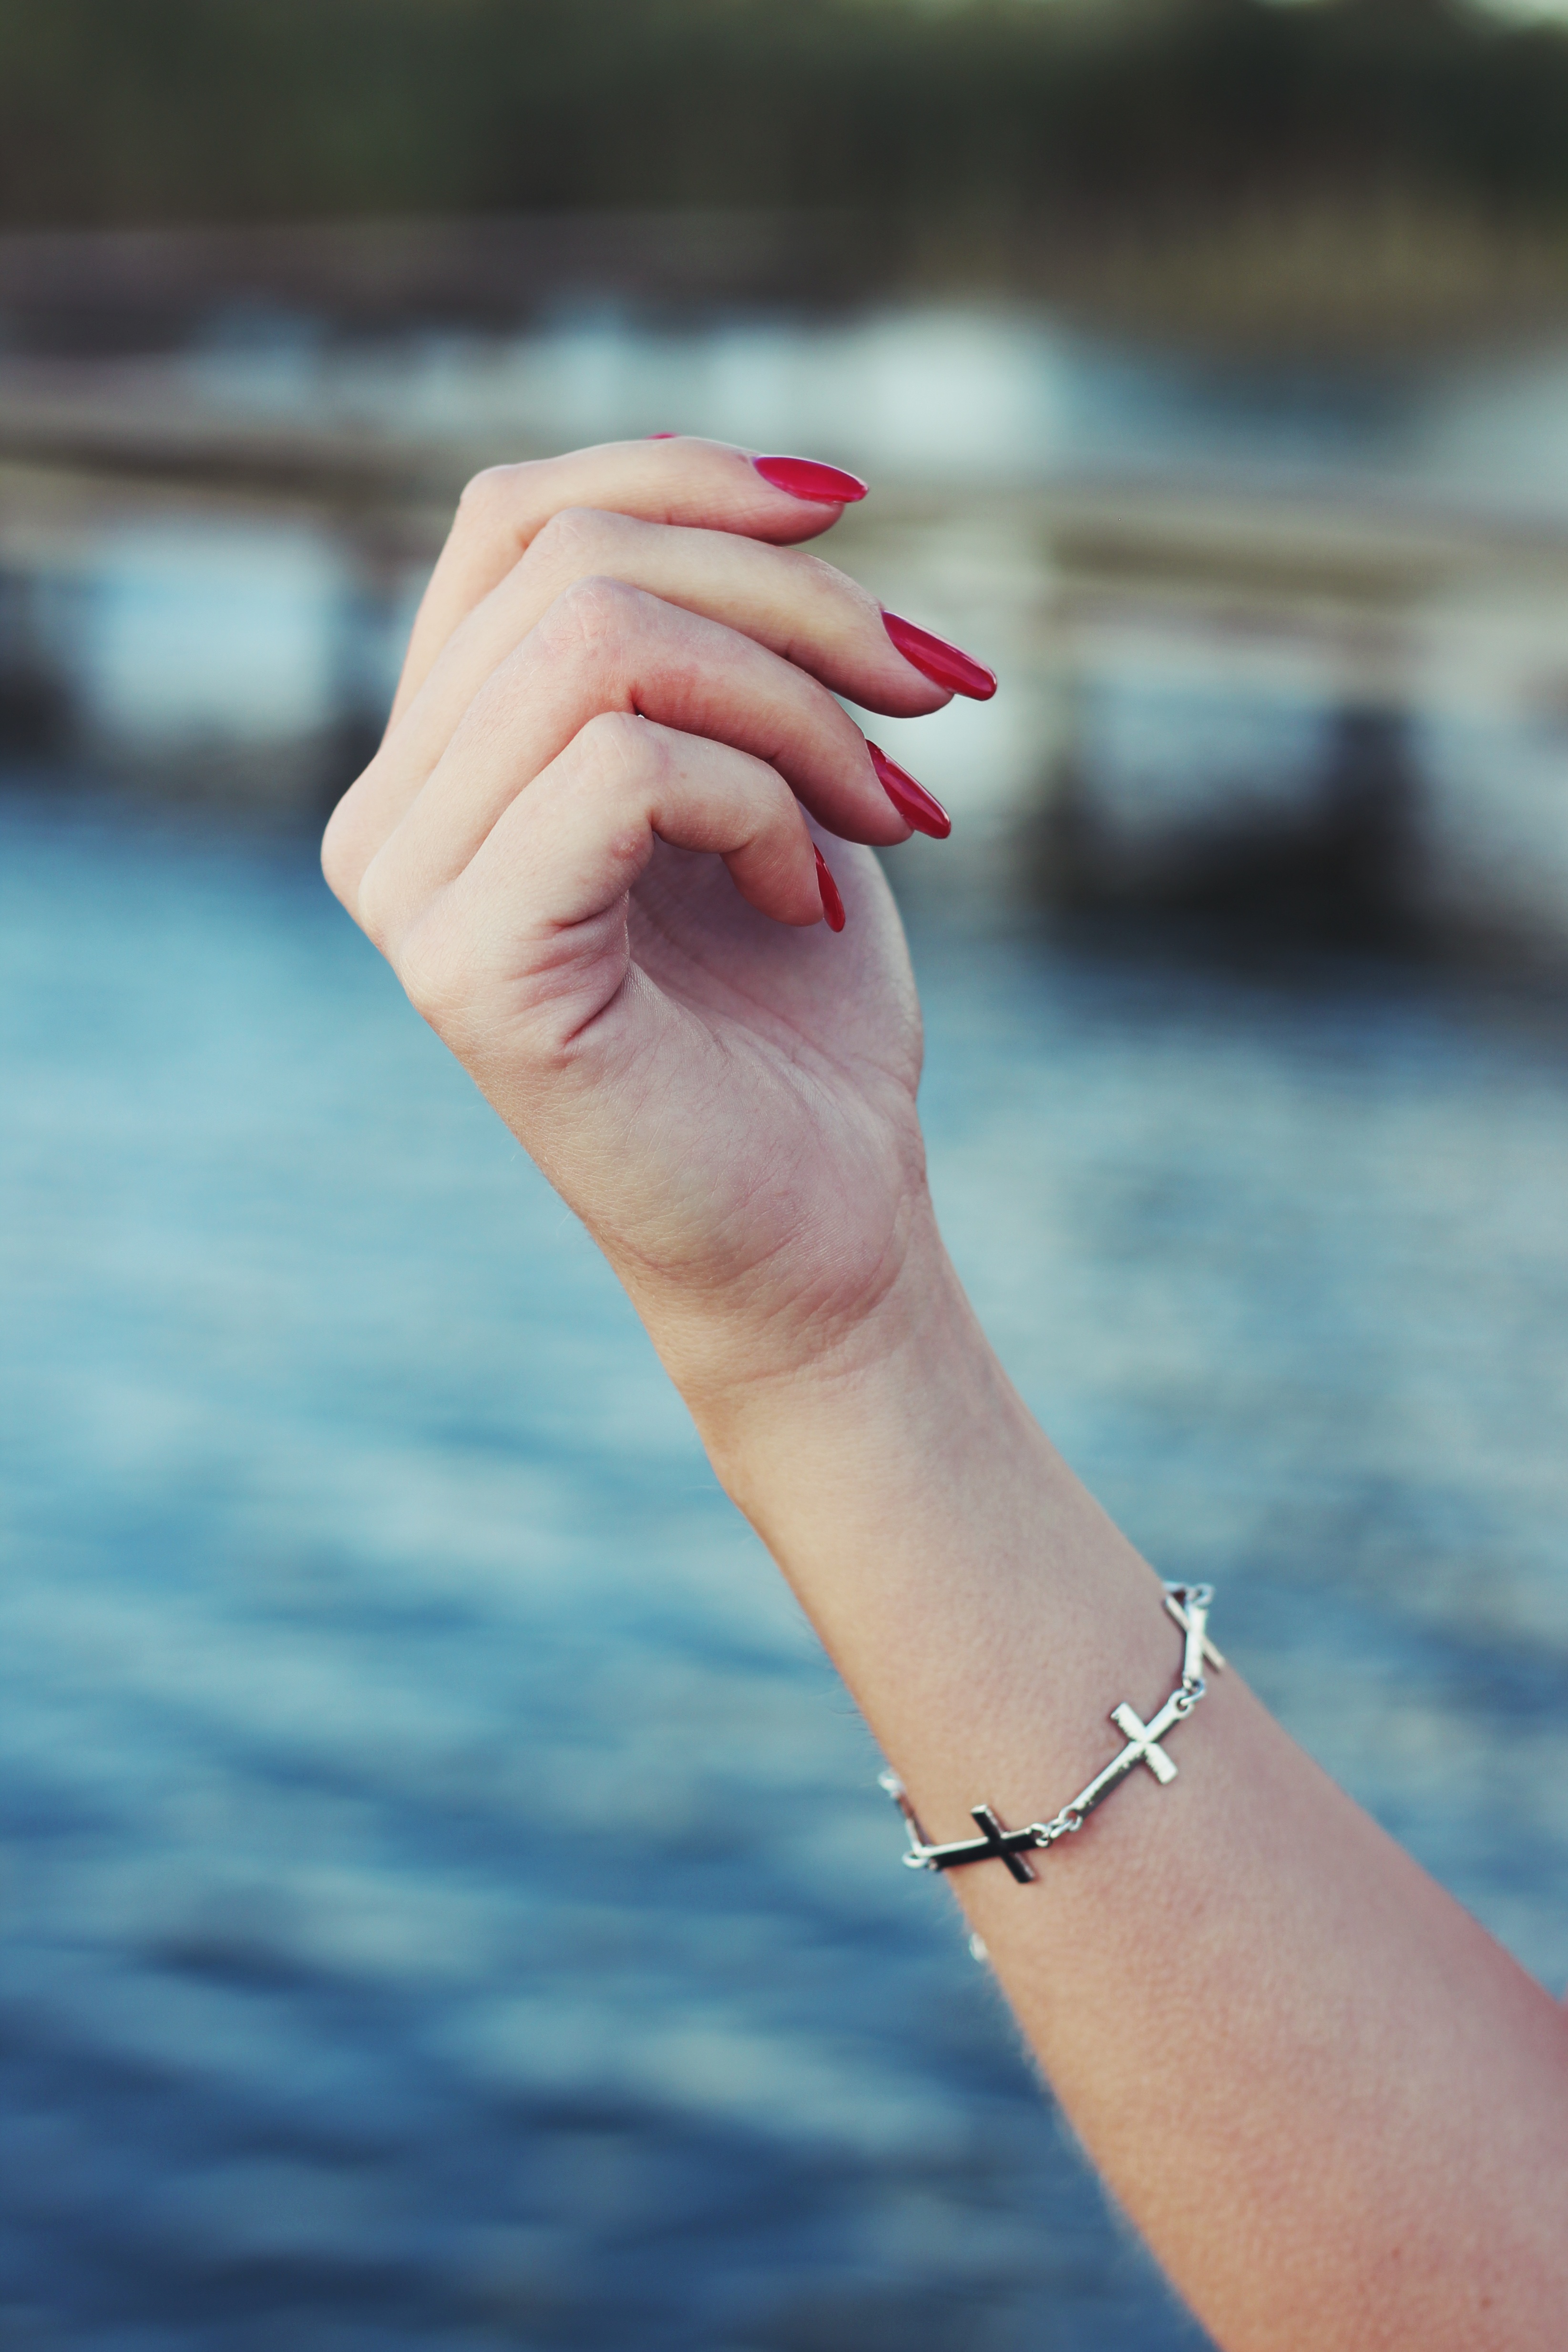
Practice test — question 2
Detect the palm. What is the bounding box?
[634,837,918,1076]
[508,839,929,1344]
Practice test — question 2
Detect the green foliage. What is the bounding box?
[2,0,1567,230]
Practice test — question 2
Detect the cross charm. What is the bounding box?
[879,1773,1045,1880]
[1111,1700,1179,1783]
[1066,1690,1192,1823]
[908,1803,1043,1883]
[1163,1586,1226,1675]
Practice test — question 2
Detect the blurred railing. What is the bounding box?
[6,294,1568,967]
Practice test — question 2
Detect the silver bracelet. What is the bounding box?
[880,1582,1225,1883]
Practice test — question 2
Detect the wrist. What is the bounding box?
[673,1205,988,1494]
[623,1182,1166,1763]
[606,1170,951,1437]
[683,1215,1074,1607]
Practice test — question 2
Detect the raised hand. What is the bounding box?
[322,438,994,1402]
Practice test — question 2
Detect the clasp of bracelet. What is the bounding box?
[880,1582,1224,1881]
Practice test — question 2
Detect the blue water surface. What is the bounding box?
[3,789,1567,2351]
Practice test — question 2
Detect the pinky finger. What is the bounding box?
[461,711,826,948]
[547,712,825,930]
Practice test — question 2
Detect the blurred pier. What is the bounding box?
[5,236,1568,967]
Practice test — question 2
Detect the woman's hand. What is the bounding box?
[321,438,991,1412]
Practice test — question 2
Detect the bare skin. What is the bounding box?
[324,436,1568,2350]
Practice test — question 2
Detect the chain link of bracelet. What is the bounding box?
[879,1582,1224,1883]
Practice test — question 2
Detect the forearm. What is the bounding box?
[690,1222,1568,2352]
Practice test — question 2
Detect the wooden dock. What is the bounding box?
[5,357,1568,963]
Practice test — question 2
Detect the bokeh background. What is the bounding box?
[5,5,1568,2347]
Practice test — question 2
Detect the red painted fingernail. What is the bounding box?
[882,610,997,701]
[645,432,678,440]
[814,846,846,932]
[868,743,951,841]
[753,454,868,505]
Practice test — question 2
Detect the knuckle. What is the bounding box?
[456,463,519,531]
[576,706,643,758]
[319,799,356,906]
[352,886,388,955]
[397,910,467,1027]
[528,504,619,571]
[574,709,664,791]
[529,574,652,672]
[318,757,386,907]
[352,853,399,955]
[552,572,646,637]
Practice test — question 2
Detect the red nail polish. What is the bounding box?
[753,454,868,505]
[882,610,997,701]
[868,743,952,841]
[645,432,678,440]
[814,846,847,932]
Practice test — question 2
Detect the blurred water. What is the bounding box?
[3,788,1567,2349]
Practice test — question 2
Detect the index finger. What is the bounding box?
[393,436,867,723]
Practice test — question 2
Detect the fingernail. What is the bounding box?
[882,610,997,701]
[814,846,847,932]
[753,454,868,505]
[645,431,678,440]
[868,743,952,841]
